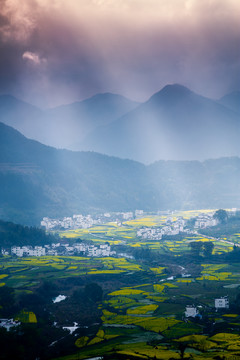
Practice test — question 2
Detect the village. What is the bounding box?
[41,209,230,238]
[137,216,186,240]
[2,209,238,258]
[1,242,116,258]
[41,210,144,231]
[137,212,219,240]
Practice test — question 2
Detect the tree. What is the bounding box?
[178,342,187,359]
[0,286,15,316]
[84,283,103,302]
[189,241,203,257]
[203,242,214,257]
[189,241,214,257]
[213,209,228,224]
[36,280,58,299]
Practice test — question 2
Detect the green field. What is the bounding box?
[1,210,240,359]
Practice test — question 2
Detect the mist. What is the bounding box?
[1,3,240,360]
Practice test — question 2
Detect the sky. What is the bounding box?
[0,0,239,107]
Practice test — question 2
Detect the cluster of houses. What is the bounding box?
[137,227,163,240]
[136,210,239,240]
[41,210,144,231]
[0,319,20,331]
[194,213,218,229]
[41,214,98,230]
[185,296,229,318]
[194,209,238,229]
[137,209,240,240]
[2,243,115,258]
[8,246,46,257]
[137,217,186,240]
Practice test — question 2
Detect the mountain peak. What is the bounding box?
[161,83,192,95]
[147,84,193,105]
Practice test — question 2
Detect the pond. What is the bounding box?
[62,322,79,334]
[53,295,67,303]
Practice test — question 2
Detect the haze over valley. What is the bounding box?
[1,120,240,225]
[1,1,240,359]
[0,84,240,164]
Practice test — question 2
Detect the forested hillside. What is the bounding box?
[0,220,55,247]
[1,122,240,225]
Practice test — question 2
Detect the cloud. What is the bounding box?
[22,51,45,65]
[0,0,239,106]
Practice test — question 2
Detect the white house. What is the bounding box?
[135,210,144,217]
[122,212,133,220]
[11,246,24,257]
[185,305,199,318]
[215,296,229,309]
[0,319,20,331]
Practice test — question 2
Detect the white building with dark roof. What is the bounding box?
[185,305,199,318]
[215,296,229,309]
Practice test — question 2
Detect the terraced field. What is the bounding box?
[52,266,240,359]
[1,210,240,359]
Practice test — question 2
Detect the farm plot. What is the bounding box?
[0,256,145,290]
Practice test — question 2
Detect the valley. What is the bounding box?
[0,1,239,359]
[1,210,240,359]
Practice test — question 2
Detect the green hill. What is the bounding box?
[0,122,155,224]
[1,122,240,225]
[0,219,54,247]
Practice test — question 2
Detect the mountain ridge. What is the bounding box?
[0,85,239,163]
[1,122,240,225]
[79,84,240,163]
[0,92,140,150]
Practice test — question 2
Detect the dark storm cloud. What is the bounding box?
[0,0,239,106]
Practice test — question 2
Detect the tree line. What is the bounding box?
[0,220,56,248]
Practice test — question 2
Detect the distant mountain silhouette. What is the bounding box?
[1,85,239,163]
[219,91,240,114]
[0,93,139,149]
[79,84,240,163]
[46,93,140,149]
[0,95,44,140]
[1,122,240,225]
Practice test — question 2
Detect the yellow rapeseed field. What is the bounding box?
[126,304,158,315]
[153,284,165,293]
[109,288,147,296]
[0,274,8,279]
